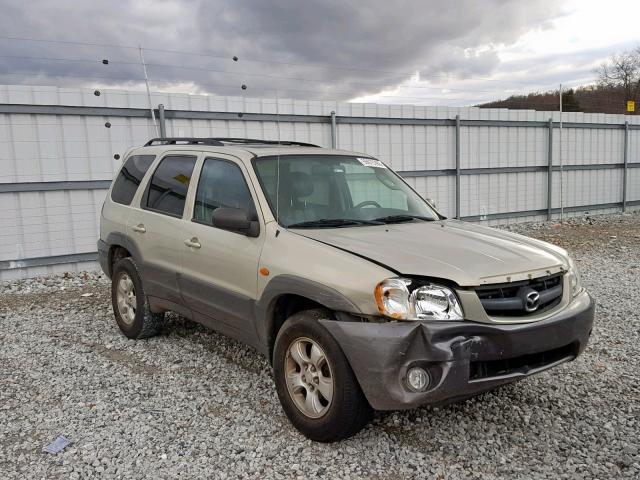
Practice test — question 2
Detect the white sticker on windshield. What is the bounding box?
[357,157,386,169]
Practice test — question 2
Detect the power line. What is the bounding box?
[0,54,106,65]
[123,44,564,87]
[0,36,585,107]
[0,59,538,104]
[140,62,508,93]
[0,70,148,83]
[0,34,466,79]
[0,53,546,94]
[0,35,137,51]
[0,34,568,88]
[0,72,492,104]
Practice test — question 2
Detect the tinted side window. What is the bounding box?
[145,155,197,217]
[193,158,256,224]
[111,155,156,205]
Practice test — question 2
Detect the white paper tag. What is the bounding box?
[43,436,71,454]
[357,157,386,169]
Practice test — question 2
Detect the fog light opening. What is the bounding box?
[406,367,430,392]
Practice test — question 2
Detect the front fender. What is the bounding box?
[254,274,362,357]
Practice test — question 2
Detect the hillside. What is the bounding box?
[478,85,636,114]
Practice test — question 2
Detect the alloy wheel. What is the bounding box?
[116,273,137,325]
[285,337,334,418]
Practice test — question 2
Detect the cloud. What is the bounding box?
[0,0,568,102]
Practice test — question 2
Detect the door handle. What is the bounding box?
[184,237,201,249]
[132,223,146,233]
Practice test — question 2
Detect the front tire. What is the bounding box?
[111,257,166,339]
[273,309,372,442]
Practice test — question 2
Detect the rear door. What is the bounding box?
[102,153,156,242]
[127,152,198,307]
[179,155,265,341]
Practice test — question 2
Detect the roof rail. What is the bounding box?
[143,137,320,148]
[144,138,224,146]
[212,138,320,148]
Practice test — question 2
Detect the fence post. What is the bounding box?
[330,111,337,148]
[547,118,553,220]
[158,104,167,139]
[455,115,461,219]
[623,121,629,212]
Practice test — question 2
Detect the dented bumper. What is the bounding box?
[320,290,595,410]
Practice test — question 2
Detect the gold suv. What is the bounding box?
[98,137,595,442]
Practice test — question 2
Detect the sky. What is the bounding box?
[0,0,638,106]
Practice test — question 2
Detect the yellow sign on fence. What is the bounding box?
[627,100,635,112]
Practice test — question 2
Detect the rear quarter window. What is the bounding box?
[111,155,156,205]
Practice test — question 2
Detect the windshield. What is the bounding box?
[252,155,439,228]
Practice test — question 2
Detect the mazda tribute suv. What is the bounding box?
[98,137,595,442]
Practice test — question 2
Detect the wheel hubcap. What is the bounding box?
[116,273,137,325]
[285,337,334,418]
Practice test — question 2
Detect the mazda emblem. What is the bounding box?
[525,290,540,312]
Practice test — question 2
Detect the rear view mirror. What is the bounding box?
[212,207,259,237]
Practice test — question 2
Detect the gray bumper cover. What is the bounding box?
[320,290,595,410]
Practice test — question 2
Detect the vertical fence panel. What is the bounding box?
[455,115,461,219]
[628,124,640,204]
[547,119,553,220]
[623,121,629,212]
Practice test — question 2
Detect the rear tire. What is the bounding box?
[273,309,372,442]
[111,257,166,339]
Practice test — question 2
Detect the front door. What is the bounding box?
[179,156,265,341]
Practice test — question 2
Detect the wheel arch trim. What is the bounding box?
[255,274,362,357]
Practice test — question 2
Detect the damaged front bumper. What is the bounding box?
[320,290,595,410]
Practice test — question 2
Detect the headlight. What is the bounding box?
[374,278,463,321]
[566,256,582,297]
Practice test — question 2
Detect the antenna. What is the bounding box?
[139,46,159,136]
[275,88,281,225]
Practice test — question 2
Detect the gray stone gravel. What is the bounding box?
[1,213,639,479]
[0,270,109,294]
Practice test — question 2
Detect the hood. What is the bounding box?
[292,220,568,286]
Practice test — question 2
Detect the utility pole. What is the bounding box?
[139,46,158,136]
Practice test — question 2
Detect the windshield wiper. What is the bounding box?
[286,218,384,228]
[373,214,435,224]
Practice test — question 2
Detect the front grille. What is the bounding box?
[475,273,563,317]
[469,343,576,381]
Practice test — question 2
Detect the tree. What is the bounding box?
[597,48,640,105]
[562,88,581,112]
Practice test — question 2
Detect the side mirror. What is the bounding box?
[212,207,259,237]
[425,197,437,210]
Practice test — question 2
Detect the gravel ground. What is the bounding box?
[1,213,639,479]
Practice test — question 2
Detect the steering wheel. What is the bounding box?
[353,200,382,209]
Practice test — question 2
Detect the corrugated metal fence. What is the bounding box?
[1,85,639,280]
